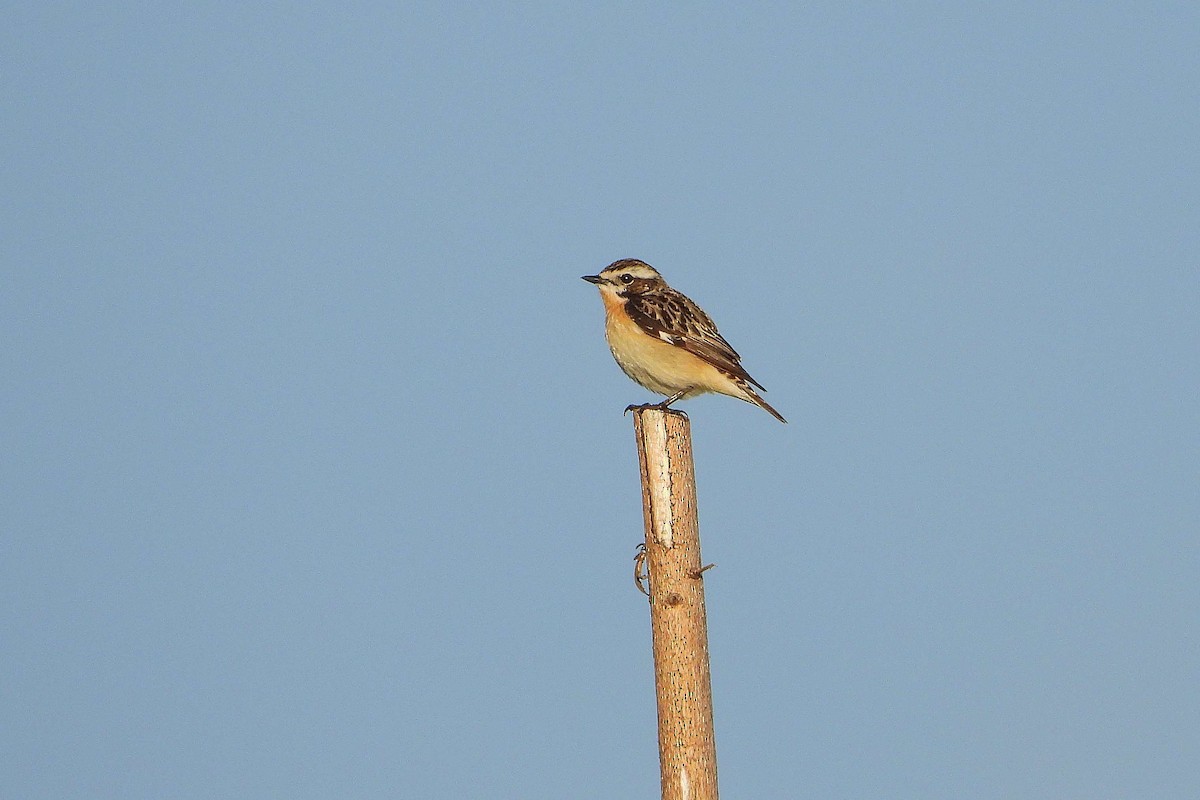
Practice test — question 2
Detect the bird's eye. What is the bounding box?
[620,274,634,284]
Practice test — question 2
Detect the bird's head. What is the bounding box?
[581,259,666,300]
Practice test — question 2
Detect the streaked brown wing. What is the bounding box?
[626,292,767,391]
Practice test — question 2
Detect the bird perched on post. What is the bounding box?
[582,259,786,423]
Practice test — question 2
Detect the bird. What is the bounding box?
[582,258,786,423]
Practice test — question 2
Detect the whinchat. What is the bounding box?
[582,259,786,423]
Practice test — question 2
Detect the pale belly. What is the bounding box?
[605,310,734,398]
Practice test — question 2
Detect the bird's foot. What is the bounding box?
[624,402,688,417]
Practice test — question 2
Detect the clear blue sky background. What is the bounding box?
[4,4,1198,798]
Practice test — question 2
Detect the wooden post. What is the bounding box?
[632,407,719,800]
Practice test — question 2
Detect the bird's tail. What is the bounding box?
[740,383,787,424]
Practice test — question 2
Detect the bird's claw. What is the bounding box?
[624,403,688,417]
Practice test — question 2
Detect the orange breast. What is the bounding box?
[600,289,626,314]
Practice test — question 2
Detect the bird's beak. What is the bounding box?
[581,274,604,284]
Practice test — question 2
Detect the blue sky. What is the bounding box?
[3,3,1198,798]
